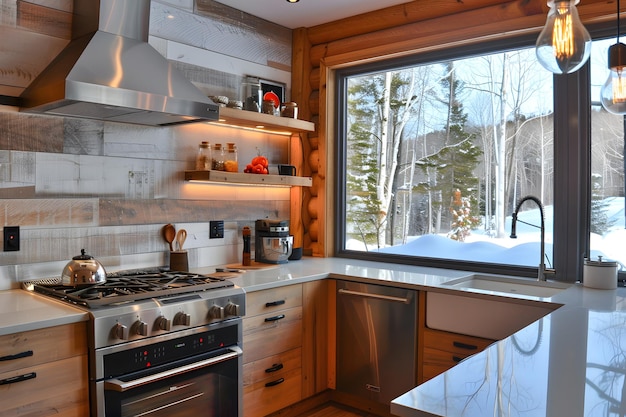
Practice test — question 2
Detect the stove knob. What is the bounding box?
[112,323,128,340]
[224,302,240,317]
[132,320,148,336]
[208,305,224,319]
[174,312,191,326]
[155,316,171,331]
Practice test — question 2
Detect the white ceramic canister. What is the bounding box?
[583,256,618,289]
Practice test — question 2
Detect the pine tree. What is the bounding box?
[418,62,483,235]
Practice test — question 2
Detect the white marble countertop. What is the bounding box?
[0,289,89,336]
[200,257,626,417]
[4,256,625,417]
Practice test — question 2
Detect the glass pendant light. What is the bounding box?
[600,0,626,114]
[535,0,591,74]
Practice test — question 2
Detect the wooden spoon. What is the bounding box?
[162,224,176,252]
[176,229,187,251]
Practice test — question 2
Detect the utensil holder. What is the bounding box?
[170,251,189,272]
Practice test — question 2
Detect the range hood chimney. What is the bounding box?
[20,0,219,126]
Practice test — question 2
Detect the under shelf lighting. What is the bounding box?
[206,120,292,136]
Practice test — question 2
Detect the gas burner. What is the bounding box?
[33,269,234,308]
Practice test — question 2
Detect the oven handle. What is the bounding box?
[103,346,242,393]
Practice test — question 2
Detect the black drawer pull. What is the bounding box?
[452,356,463,363]
[264,314,285,322]
[453,341,478,350]
[265,378,285,387]
[0,372,36,385]
[265,300,286,307]
[0,350,33,362]
[265,363,284,373]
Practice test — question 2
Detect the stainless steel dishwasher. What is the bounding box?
[336,280,417,405]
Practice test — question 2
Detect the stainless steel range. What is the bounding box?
[31,268,245,417]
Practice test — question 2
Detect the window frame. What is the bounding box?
[333,30,619,283]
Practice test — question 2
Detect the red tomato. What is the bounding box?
[254,164,264,174]
[251,156,269,168]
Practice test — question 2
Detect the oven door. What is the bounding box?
[101,346,242,417]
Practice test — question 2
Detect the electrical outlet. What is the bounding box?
[3,226,20,251]
[209,221,224,239]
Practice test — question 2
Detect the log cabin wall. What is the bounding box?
[292,0,617,257]
[0,0,294,289]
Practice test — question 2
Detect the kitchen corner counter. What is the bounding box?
[205,257,626,417]
[0,289,89,336]
[391,288,626,417]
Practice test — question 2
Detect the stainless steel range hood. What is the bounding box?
[20,0,219,126]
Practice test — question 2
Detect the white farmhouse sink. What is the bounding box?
[444,274,571,298]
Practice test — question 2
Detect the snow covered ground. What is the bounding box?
[348,198,625,268]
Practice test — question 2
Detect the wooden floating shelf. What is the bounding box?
[209,107,315,133]
[185,170,312,187]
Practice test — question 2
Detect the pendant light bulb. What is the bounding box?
[600,0,626,114]
[600,44,626,114]
[535,0,591,74]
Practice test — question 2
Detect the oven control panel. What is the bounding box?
[91,287,245,349]
[102,324,238,378]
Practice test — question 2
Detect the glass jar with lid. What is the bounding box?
[211,143,225,171]
[195,141,211,170]
[224,143,238,172]
[240,76,261,112]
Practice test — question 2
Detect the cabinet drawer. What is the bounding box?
[423,346,469,369]
[243,367,302,417]
[0,323,87,373]
[243,347,301,386]
[243,307,302,363]
[423,328,493,354]
[0,354,89,417]
[245,285,302,317]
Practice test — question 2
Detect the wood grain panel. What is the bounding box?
[0,26,68,94]
[98,199,289,226]
[17,0,72,39]
[302,280,329,398]
[243,308,302,364]
[243,347,302,387]
[0,322,86,373]
[244,284,303,317]
[309,0,545,66]
[0,112,64,152]
[0,199,97,227]
[244,367,302,417]
[306,0,522,46]
[0,355,89,417]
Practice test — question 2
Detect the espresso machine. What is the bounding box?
[255,219,293,264]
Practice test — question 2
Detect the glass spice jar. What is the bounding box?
[211,143,225,171]
[224,143,238,172]
[195,141,211,170]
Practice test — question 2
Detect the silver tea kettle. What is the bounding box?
[62,249,107,287]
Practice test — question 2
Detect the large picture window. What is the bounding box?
[336,37,625,278]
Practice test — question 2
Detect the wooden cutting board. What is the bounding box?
[225,261,280,270]
[207,271,241,279]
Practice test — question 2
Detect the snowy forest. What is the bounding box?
[344,45,624,257]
